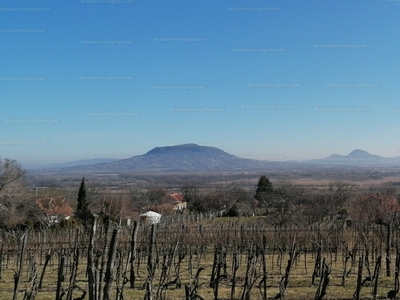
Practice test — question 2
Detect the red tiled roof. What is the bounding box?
[170,193,184,202]
[36,197,74,218]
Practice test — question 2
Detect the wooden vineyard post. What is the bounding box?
[12,232,27,300]
[38,250,52,290]
[55,254,66,300]
[66,244,80,300]
[353,254,364,300]
[129,220,139,289]
[0,242,3,280]
[314,258,329,300]
[341,243,350,286]
[23,252,38,300]
[312,242,322,285]
[386,250,400,300]
[144,224,156,300]
[372,256,381,300]
[386,223,391,277]
[279,242,299,299]
[209,246,218,288]
[213,247,222,300]
[87,217,97,300]
[395,249,400,294]
[103,226,120,300]
[261,236,268,300]
[99,217,110,300]
[230,246,239,300]
[241,244,255,300]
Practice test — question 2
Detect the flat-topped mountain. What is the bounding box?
[109,144,279,172]
[51,144,279,173]
[144,143,232,157]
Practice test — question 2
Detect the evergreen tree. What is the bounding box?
[227,204,240,217]
[254,175,274,214]
[76,177,91,219]
[254,175,273,199]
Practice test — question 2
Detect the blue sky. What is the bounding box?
[1,0,400,165]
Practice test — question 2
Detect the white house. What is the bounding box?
[139,211,161,224]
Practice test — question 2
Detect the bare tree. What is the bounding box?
[181,183,199,204]
[328,181,356,212]
[0,158,31,226]
[0,158,25,192]
[130,186,151,213]
[101,193,131,222]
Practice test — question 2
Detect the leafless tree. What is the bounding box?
[0,158,25,192]
[181,183,199,204]
[0,158,33,226]
[328,181,356,212]
[101,193,131,222]
[130,185,152,213]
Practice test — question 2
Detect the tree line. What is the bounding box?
[1,157,400,231]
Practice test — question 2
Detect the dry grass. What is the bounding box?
[0,216,398,299]
[0,248,396,299]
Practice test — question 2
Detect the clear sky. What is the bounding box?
[1,0,400,165]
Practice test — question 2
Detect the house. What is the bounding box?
[169,193,187,211]
[36,197,74,224]
[139,211,161,224]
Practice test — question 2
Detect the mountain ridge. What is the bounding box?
[305,149,400,165]
[24,144,400,172]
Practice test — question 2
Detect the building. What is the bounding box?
[169,192,187,211]
[139,211,161,224]
[36,197,74,224]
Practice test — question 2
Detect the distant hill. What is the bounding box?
[145,143,228,157]
[305,149,400,166]
[41,143,282,173]
[26,145,400,174]
[90,143,276,172]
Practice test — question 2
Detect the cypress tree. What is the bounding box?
[76,177,91,220]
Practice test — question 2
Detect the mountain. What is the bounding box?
[90,144,275,172]
[145,143,228,157]
[27,145,400,174]
[305,149,400,166]
[45,143,282,173]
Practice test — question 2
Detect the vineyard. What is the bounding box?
[1,214,400,300]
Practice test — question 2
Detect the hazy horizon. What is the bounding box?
[2,1,400,165]
[15,143,400,167]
